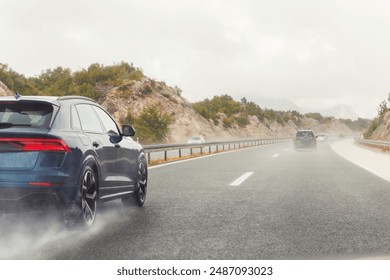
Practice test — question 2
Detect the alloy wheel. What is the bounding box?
[81,169,97,226]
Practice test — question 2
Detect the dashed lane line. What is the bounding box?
[229,172,254,186]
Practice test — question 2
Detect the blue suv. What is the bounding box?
[0,95,147,226]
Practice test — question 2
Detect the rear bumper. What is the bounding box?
[0,167,78,212]
[293,141,317,149]
[0,184,77,213]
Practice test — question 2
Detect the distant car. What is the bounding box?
[294,130,317,149]
[187,136,205,144]
[316,133,328,142]
[0,95,147,227]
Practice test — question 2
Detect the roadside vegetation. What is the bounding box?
[0,61,174,144]
[122,103,173,144]
[0,62,144,101]
[193,94,370,131]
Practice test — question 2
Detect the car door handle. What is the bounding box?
[92,141,100,148]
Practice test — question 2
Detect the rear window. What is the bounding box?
[296,130,314,137]
[0,101,54,128]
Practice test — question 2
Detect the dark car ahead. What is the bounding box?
[0,95,147,226]
[293,129,317,150]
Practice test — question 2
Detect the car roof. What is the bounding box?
[0,95,96,105]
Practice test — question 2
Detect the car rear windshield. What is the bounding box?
[0,101,54,128]
[296,131,314,137]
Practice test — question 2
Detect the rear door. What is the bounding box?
[75,104,117,192]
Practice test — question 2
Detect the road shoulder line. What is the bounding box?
[331,139,390,183]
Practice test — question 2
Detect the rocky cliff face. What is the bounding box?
[0,81,12,96]
[370,111,390,141]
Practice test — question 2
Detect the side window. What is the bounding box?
[75,104,104,133]
[93,106,119,135]
[71,106,81,130]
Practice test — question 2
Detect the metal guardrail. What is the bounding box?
[354,138,390,152]
[143,137,292,164]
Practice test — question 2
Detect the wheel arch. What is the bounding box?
[80,154,101,197]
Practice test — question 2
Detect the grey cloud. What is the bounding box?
[1,0,389,118]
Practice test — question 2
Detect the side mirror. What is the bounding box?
[122,125,135,137]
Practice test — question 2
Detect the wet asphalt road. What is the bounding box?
[2,140,390,259]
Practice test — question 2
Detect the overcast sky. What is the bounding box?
[1,0,390,118]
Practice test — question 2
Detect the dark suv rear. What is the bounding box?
[293,129,317,150]
[0,95,147,226]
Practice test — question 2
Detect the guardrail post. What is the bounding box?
[190,148,193,155]
[147,152,151,164]
[200,147,203,155]
[179,149,182,158]
[164,150,167,161]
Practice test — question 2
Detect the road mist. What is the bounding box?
[0,201,134,259]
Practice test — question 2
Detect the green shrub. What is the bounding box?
[235,113,250,128]
[132,104,173,143]
[193,94,240,121]
[364,117,380,138]
[174,85,182,96]
[122,112,136,126]
[128,70,143,81]
[223,116,234,128]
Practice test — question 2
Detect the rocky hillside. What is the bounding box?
[98,77,353,143]
[0,81,12,96]
[370,110,390,141]
[0,76,354,143]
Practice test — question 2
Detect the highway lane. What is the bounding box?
[2,140,390,259]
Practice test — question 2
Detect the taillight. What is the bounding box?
[28,182,64,187]
[0,138,70,152]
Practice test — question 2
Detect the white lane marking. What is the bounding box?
[272,153,280,158]
[230,172,254,186]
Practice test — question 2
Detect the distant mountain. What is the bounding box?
[320,104,359,120]
[252,97,301,112]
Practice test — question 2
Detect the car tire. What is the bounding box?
[63,163,98,228]
[122,154,147,207]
